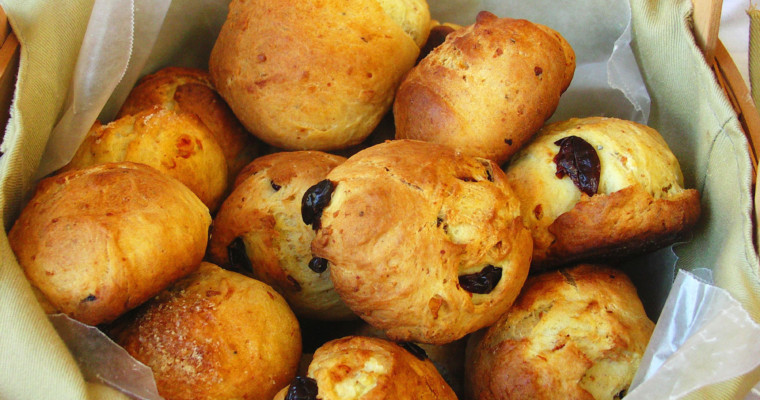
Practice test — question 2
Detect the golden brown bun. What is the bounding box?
[117,66,261,186]
[465,264,654,400]
[275,336,456,400]
[62,107,228,212]
[209,0,423,151]
[8,162,211,325]
[394,11,576,164]
[311,140,533,344]
[374,0,431,48]
[111,262,301,400]
[208,151,355,320]
[504,117,701,268]
[354,323,466,396]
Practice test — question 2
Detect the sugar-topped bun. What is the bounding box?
[8,162,210,325]
[111,262,301,400]
[394,11,575,164]
[208,151,355,320]
[209,0,427,151]
[62,107,228,212]
[273,336,456,400]
[465,264,654,400]
[309,139,532,344]
[117,66,261,186]
[504,116,701,269]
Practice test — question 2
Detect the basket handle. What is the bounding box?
[692,0,723,61]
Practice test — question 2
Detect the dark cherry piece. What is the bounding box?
[301,179,335,230]
[308,257,328,273]
[399,342,428,360]
[459,265,503,294]
[285,376,318,400]
[227,236,252,272]
[271,180,282,191]
[553,135,600,196]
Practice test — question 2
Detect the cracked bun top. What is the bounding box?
[309,139,532,344]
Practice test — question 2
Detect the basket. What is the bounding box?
[0,0,759,399]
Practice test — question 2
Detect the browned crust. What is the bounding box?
[112,263,301,400]
[311,140,532,344]
[209,0,419,150]
[118,66,260,182]
[8,162,211,325]
[535,185,701,269]
[465,264,654,400]
[308,336,457,399]
[394,11,576,164]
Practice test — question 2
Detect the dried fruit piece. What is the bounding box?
[227,236,252,272]
[459,265,503,294]
[285,376,318,400]
[553,135,600,196]
[308,257,328,273]
[301,179,335,230]
[399,342,428,360]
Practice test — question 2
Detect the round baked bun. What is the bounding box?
[308,139,533,344]
[504,117,701,269]
[394,11,576,164]
[209,0,428,150]
[111,262,301,400]
[208,151,355,320]
[8,162,211,325]
[61,107,228,212]
[117,66,261,186]
[273,336,457,400]
[465,264,654,400]
[354,322,466,396]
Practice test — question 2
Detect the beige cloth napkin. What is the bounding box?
[0,0,758,399]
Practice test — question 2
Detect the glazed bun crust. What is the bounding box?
[208,151,355,320]
[117,66,260,184]
[8,162,211,325]
[394,11,575,164]
[465,264,654,400]
[62,107,228,211]
[312,139,532,345]
[209,0,424,151]
[111,263,301,400]
[504,117,701,268]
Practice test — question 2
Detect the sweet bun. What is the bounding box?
[504,117,701,269]
[465,264,654,400]
[309,139,532,344]
[274,336,456,400]
[117,66,261,186]
[209,0,426,150]
[354,322,466,396]
[8,162,211,325]
[208,151,355,320]
[62,107,228,212]
[111,262,301,400]
[394,10,576,164]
